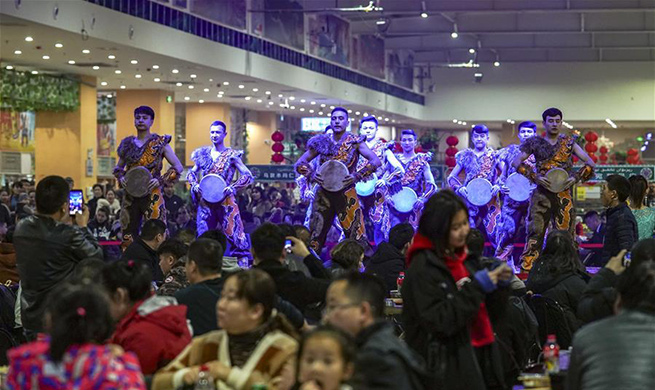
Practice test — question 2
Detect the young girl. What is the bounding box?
[296,326,355,390]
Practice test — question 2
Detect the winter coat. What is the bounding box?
[602,203,638,265]
[365,242,405,292]
[109,295,192,375]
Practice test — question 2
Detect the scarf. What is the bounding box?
[406,233,495,347]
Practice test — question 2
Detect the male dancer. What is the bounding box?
[389,129,436,231]
[448,124,501,246]
[513,108,595,271]
[113,106,183,239]
[295,107,381,252]
[357,116,405,244]
[187,120,253,254]
[494,121,538,267]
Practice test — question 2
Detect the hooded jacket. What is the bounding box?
[109,295,192,375]
[366,241,405,292]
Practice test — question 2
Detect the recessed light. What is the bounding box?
[469,48,476,54]
[494,61,501,67]
[311,101,316,105]
[265,91,271,95]
[217,94,223,98]
[14,50,22,55]
[176,82,183,87]
[6,66,14,70]
[278,94,283,98]
[319,112,323,115]
[209,78,213,82]
[31,70,39,75]
[68,60,75,64]
[238,85,245,89]
[25,36,33,42]
[92,66,100,70]
[115,70,122,74]
[223,81,229,85]
[257,99,262,103]
[364,112,369,116]
[108,54,116,59]
[203,88,209,92]
[100,81,108,86]
[348,110,352,113]
[252,88,259,92]
[154,78,161,82]
[82,49,90,54]
[42,55,50,60]
[385,118,389,122]
[55,43,63,48]
[152,65,159,69]
[184,97,190,101]
[321,104,326,108]
[289,97,296,101]
[268,101,274,105]
[309,109,315,113]
[190,74,197,78]
[279,103,285,107]
[300,99,306,103]
[188,85,194,89]
[330,106,335,109]
[245,96,251,100]
[135,74,142,78]
[300,108,305,112]
[356,111,361,115]
[291,106,296,110]
[172,69,179,74]
[120,85,126,89]
[130,59,138,64]
[199,100,204,103]
[107,94,113,98]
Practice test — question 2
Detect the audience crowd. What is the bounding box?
[1,173,655,390]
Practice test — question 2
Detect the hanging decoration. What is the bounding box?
[599,146,609,164]
[584,131,599,164]
[445,135,459,168]
[627,148,640,165]
[271,130,285,164]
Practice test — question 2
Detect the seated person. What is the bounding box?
[328,239,365,278]
[156,238,189,297]
[366,223,413,292]
[152,270,299,390]
[88,206,121,262]
[121,219,168,282]
[101,259,192,375]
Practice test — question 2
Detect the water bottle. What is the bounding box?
[397,272,405,290]
[543,334,560,374]
[194,365,216,390]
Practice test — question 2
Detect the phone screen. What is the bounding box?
[69,190,84,215]
[285,239,293,253]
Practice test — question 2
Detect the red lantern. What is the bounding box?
[599,146,608,154]
[272,143,285,153]
[445,157,457,168]
[573,155,580,163]
[271,153,284,163]
[445,147,458,157]
[446,136,459,147]
[585,143,598,153]
[627,148,639,156]
[394,142,402,153]
[271,131,284,142]
[584,132,598,142]
[589,154,598,163]
[599,154,608,163]
[626,155,638,165]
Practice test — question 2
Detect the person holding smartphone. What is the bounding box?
[14,176,103,340]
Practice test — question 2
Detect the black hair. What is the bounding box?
[140,219,167,241]
[337,272,387,318]
[199,229,228,254]
[606,174,631,203]
[536,230,584,275]
[96,206,110,217]
[174,228,197,246]
[210,120,227,131]
[360,116,378,128]
[12,182,23,189]
[583,210,599,221]
[401,129,417,139]
[35,175,69,215]
[101,259,152,302]
[92,183,104,192]
[330,239,364,271]
[134,105,155,120]
[277,223,297,238]
[293,224,311,247]
[418,190,469,258]
[542,107,563,122]
[157,238,188,260]
[71,258,106,285]
[466,228,485,259]
[629,238,655,267]
[331,107,348,117]
[629,175,648,209]
[517,121,537,132]
[297,325,355,380]
[617,259,655,314]
[389,223,414,251]
[252,223,285,263]
[188,238,224,275]
[48,284,114,362]
[471,124,489,135]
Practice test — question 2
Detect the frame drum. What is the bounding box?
[124,167,152,198]
[318,160,349,192]
[199,174,228,203]
[506,173,534,202]
[546,168,569,193]
[355,173,378,197]
[391,187,418,213]
[466,178,493,206]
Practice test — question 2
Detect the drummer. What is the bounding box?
[357,116,405,244]
[447,124,501,247]
[187,120,253,256]
[294,107,381,253]
[113,105,183,240]
[512,107,595,271]
[389,129,436,231]
[494,121,538,268]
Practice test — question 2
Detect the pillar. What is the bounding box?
[246,111,277,164]
[185,103,231,166]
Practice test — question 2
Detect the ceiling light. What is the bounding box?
[462,121,467,125]
[108,54,116,59]
[176,82,183,86]
[348,109,352,113]
[363,112,369,116]
[506,119,512,123]
[68,60,75,64]
[252,88,259,92]
[309,109,315,113]
[190,74,197,78]
[209,78,213,82]
[92,66,100,70]
[120,85,126,89]
[154,78,161,82]
[100,81,107,86]
[245,96,251,101]
[420,1,428,18]
[457,121,462,125]
[238,85,245,89]
[25,36,34,42]
[82,49,90,54]
[31,70,38,75]
[268,101,274,105]
[135,74,142,78]
[376,18,387,26]
[320,104,326,108]
[223,81,229,85]
[300,99,306,103]
[605,118,617,129]
[130,59,138,64]
[172,69,179,74]
[152,65,159,69]
[14,50,22,55]
[107,94,113,98]
[188,85,194,89]
[319,112,323,115]
[356,111,361,115]
[199,100,204,103]
[184,97,190,101]
[451,24,459,39]
[300,108,305,112]
[115,69,122,74]
[6,65,13,70]
[265,91,271,95]
[384,118,389,122]
[279,103,285,107]
[311,101,316,105]
[203,88,209,92]
[330,106,335,109]
[289,96,295,101]
[469,48,476,54]
[278,94,284,98]
[217,94,222,98]
[42,55,50,60]
[257,99,262,103]
[55,43,63,48]
[291,106,296,110]
[494,61,501,67]
[420,12,428,18]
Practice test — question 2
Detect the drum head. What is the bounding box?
[200,174,228,203]
[507,173,533,202]
[124,167,152,198]
[546,168,569,193]
[355,173,378,197]
[467,178,493,206]
[319,160,349,192]
[391,187,418,213]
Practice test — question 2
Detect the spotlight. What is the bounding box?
[6,65,13,70]
[135,74,142,78]
[176,82,183,86]
[223,81,229,85]
[152,65,159,69]
[14,50,22,55]
[376,18,387,25]
[451,32,458,39]
[82,49,90,54]
[120,85,126,89]
[154,78,161,82]
[42,55,50,60]
[68,60,75,64]
[172,69,179,74]
[420,1,428,18]
[199,100,204,104]
[115,70,122,74]
[25,36,33,42]
[494,61,501,67]
[190,74,197,78]
[265,91,271,95]
[100,81,107,86]
[130,59,138,64]
[55,43,63,48]
[31,71,39,75]
[188,85,194,89]
[203,88,209,92]
[184,97,190,101]
[108,55,116,59]
[92,66,100,70]
[469,48,476,54]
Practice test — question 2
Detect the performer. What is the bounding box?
[357,116,405,244]
[512,108,595,271]
[494,121,538,267]
[113,106,183,239]
[389,129,436,231]
[187,120,253,254]
[295,107,381,252]
[447,124,501,246]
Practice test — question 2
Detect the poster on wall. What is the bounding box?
[251,0,305,50]
[307,13,351,66]
[387,49,415,89]
[97,94,116,157]
[354,34,385,79]
[190,0,246,30]
[0,110,35,152]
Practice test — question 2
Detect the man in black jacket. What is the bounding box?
[121,219,168,282]
[366,223,413,292]
[15,176,103,339]
[252,223,330,314]
[600,175,638,265]
[324,272,427,390]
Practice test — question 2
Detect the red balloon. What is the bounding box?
[445,157,457,168]
[271,153,284,163]
[584,132,598,142]
[271,131,284,142]
[271,143,285,153]
[446,136,459,147]
[445,147,458,157]
[585,143,598,153]
[627,148,639,156]
[599,146,608,154]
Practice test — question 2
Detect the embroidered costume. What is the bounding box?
[295,133,376,252]
[357,139,393,243]
[114,134,178,237]
[517,133,594,270]
[187,147,252,253]
[390,152,437,231]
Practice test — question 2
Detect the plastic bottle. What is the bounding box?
[194,365,216,390]
[543,334,560,374]
[397,271,405,290]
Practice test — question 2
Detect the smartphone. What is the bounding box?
[69,190,84,215]
[622,251,632,268]
[285,239,293,254]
